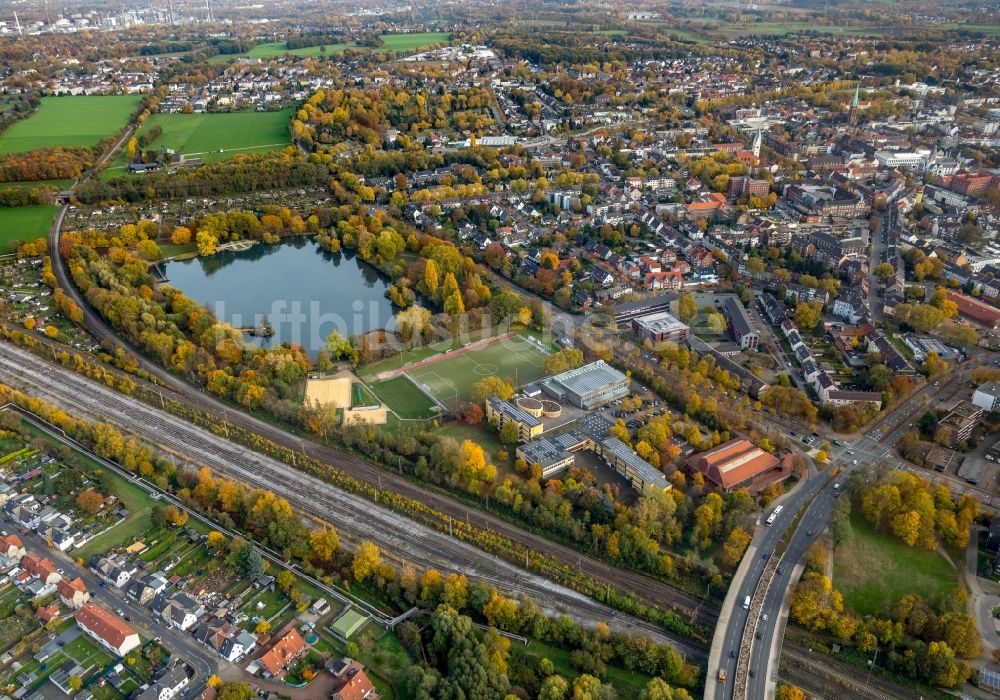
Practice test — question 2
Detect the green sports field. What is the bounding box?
[0,95,141,156]
[243,32,451,59]
[375,334,549,411]
[102,109,293,178]
[0,205,57,251]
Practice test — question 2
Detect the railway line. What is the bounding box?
[778,648,904,700]
[43,214,720,639]
[0,340,708,659]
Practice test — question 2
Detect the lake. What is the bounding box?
[164,238,396,355]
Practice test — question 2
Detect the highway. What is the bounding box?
[0,340,708,658]
[708,453,828,700]
[712,352,989,699]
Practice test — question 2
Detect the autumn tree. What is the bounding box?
[352,540,381,581]
[75,488,104,515]
[471,376,513,402]
[678,292,698,323]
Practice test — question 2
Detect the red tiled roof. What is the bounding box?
[57,577,88,598]
[947,290,1000,327]
[0,534,23,552]
[685,438,780,490]
[332,663,375,700]
[259,628,306,676]
[20,553,57,580]
[76,603,138,650]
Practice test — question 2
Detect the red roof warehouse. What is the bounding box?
[685,439,785,492]
[947,290,1000,328]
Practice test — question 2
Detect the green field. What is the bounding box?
[103,109,293,178]
[0,95,141,156]
[368,375,438,419]
[833,509,959,617]
[388,334,549,409]
[0,178,74,191]
[0,205,57,250]
[244,32,451,59]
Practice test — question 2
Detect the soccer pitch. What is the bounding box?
[401,334,549,408]
[0,95,141,156]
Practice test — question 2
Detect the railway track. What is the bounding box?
[43,219,720,639]
[0,341,708,659]
[779,648,903,700]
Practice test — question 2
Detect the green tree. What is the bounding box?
[498,422,520,445]
[874,263,895,281]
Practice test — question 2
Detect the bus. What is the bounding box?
[765,504,783,526]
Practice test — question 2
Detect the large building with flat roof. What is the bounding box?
[600,437,669,490]
[611,293,678,323]
[486,397,543,442]
[632,311,689,343]
[540,360,630,410]
[723,297,758,350]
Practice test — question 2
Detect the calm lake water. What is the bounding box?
[164,238,395,355]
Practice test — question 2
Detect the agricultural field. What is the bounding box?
[0,95,141,156]
[102,109,293,179]
[833,510,959,617]
[0,205,57,250]
[242,32,450,59]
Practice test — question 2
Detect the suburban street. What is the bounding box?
[9,525,215,699]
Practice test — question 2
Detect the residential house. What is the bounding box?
[57,577,90,610]
[327,658,377,700]
[76,603,141,657]
[135,664,190,700]
[832,290,866,324]
[723,297,759,350]
[153,592,204,631]
[0,534,26,559]
[21,553,61,585]
[257,628,307,678]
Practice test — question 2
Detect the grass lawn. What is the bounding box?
[244,32,450,59]
[368,376,438,419]
[159,242,197,258]
[0,95,141,155]
[439,423,506,464]
[63,633,114,669]
[102,109,293,179]
[833,509,959,616]
[0,205,57,250]
[0,178,74,191]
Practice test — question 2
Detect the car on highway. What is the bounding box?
[718,668,727,682]
[729,650,736,659]
[115,608,124,616]
[761,613,768,622]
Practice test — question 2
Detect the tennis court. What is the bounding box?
[402,334,549,408]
